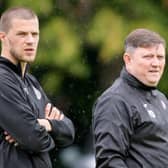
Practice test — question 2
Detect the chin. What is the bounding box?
[25,57,36,63]
[148,82,158,87]
[28,59,35,63]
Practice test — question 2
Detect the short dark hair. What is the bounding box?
[0,7,38,33]
[124,28,166,51]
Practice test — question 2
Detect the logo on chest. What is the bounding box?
[143,100,167,119]
[32,86,41,100]
[143,103,156,119]
[23,87,29,95]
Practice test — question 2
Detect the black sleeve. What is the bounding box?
[29,74,75,147]
[93,94,132,168]
[0,75,55,154]
[49,116,75,147]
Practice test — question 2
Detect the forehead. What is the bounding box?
[134,44,165,56]
[10,18,39,32]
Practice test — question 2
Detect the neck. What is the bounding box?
[20,62,27,78]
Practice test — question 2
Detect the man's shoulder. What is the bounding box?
[0,65,16,81]
[100,78,127,97]
[95,77,138,109]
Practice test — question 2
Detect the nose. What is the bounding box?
[25,34,34,44]
[151,57,160,66]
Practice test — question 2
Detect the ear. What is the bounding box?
[123,52,132,65]
[0,31,6,41]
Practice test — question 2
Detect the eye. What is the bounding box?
[143,55,153,59]
[17,32,27,37]
[32,32,39,37]
[157,55,165,60]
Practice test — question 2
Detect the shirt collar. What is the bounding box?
[120,67,156,91]
[0,56,29,78]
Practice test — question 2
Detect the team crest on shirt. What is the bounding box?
[23,87,29,95]
[143,103,156,119]
[147,110,156,119]
[32,86,41,100]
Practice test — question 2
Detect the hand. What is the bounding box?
[37,103,64,132]
[4,131,18,146]
[37,119,52,132]
[45,103,64,120]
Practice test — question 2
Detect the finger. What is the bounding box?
[60,113,64,120]
[55,110,64,120]
[45,103,52,117]
[47,107,60,120]
[49,107,58,119]
[5,135,15,143]
[54,108,62,120]
[9,139,15,143]
[5,135,10,141]
[5,135,12,140]
[4,131,8,135]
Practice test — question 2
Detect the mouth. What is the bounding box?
[24,48,35,55]
[149,69,160,73]
[148,70,160,77]
[24,48,34,51]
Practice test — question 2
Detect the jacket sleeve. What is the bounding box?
[29,74,75,148]
[0,76,55,154]
[93,94,132,168]
[48,116,75,147]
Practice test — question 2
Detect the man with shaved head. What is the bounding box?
[0,6,75,168]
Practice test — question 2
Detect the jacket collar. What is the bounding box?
[0,56,29,78]
[120,67,156,91]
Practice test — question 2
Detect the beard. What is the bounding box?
[9,47,36,64]
[9,48,21,63]
[7,37,37,64]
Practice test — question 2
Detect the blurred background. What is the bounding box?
[1,0,168,167]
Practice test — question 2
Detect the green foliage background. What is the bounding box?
[1,0,168,167]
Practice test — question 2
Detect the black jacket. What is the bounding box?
[0,57,75,168]
[93,67,168,168]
